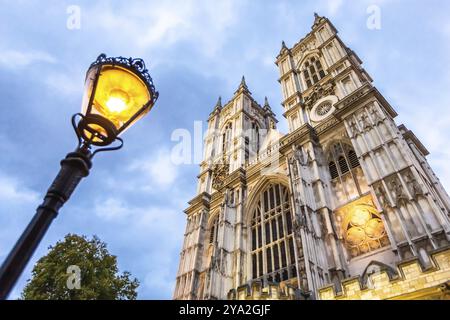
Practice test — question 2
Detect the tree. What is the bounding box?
[21,234,139,300]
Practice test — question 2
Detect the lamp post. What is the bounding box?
[0,54,159,299]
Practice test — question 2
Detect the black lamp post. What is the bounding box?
[0,54,159,299]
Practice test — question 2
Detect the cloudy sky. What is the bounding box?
[0,0,449,299]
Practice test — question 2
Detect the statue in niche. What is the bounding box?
[300,274,309,292]
[210,248,225,276]
[293,145,307,165]
[375,185,390,209]
[369,105,383,124]
[390,179,408,206]
[290,158,299,178]
[360,112,372,131]
[306,150,313,165]
[405,172,423,199]
[348,119,360,137]
[293,199,306,231]
[224,188,236,207]
[269,120,276,129]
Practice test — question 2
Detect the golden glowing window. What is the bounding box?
[335,195,390,258]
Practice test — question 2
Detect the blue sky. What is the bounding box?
[0,0,449,299]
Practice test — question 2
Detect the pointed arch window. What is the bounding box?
[329,161,338,179]
[302,56,326,88]
[222,123,233,154]
[348,150,360,168]
[250,184,297,283]
[251,122,260,154]
[328,142,360,180]
[338,156,349,174]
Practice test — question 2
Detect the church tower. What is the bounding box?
[173,13,450,300]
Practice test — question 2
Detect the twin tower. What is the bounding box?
[173,14,450,300]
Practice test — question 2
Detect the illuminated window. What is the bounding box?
[250,184,296,283]
[336,195,390,258]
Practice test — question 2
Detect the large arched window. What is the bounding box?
[302,56,326,88]
[250,184,296,283]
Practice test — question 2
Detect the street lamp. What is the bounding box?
[0,54,159,299]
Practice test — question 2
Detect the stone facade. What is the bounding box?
[319,247,450,300]
[173,13,450,300]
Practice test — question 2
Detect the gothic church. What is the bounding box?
[174,14,450,300]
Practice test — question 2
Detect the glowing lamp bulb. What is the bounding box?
[105,89,130,113]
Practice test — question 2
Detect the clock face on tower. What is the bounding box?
[309,95,337,122]
[316,102,332,116]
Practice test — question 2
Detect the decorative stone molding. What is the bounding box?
[227,280,307,300]
[212,157,230,191]
[303,79,336,109]
[319,247,450,300]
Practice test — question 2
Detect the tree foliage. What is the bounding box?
[21,234,139,300]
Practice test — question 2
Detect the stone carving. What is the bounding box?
[405,172,423,199]
[303,79,336,109]
[375,185,390,209]
[390,178,408,207]
[210,248,226,276]
[360,113,372,131]
[315,117,339,135]
[348,119,360,138]
[369,105,383,124]
[269,119,276,129]
[293,144,308,166]
[212,157,230,190]
[225,188,238,208]
[293,205,307,238]
[290,158,299,178]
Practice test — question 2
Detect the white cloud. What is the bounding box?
[87,0,242,58]
[0,174,39,203]
[94,197,131,221]
[128,148,178,189]
[326,0,344,16]
[44,72,82,96]
[0,49,56,69]
[0,173,40,258]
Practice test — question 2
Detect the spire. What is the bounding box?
[312,12,324,29]
[209,96,222,118]
[215,96,222,109]
[263,96,271,110]
[278,40,289,57]
[239,76,247,89]
[234,75,251,95]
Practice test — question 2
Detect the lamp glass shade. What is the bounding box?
[82,64,151,134]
